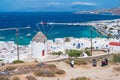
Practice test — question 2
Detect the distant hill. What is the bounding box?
[76,7,120,15]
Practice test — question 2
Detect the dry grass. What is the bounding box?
[6,66,16,71]
[55,69,65,75]
[113,66,120,72]
[70,77,89,80]
[0,63,65,77]
[34,63,65,77]
[25,75,37,80]
[11,76,20,80]
[34,69,55,77]
[48,64,57,69]
[0,76,9,80]
[65,58,87,65]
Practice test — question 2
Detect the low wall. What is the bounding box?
[45,53,120,63]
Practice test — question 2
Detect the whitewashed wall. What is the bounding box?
[32,41,47,60]
[109,46,120,53]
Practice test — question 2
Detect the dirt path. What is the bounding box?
[36,61,120,80]
[7,61,120,80]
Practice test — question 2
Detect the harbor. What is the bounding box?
[40,19,120,37]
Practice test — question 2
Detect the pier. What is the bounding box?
[39,22,88,26]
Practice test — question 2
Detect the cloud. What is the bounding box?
[72,2,97,6]
[47,2,64,6]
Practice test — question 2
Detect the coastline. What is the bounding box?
[45,19,120,37]
[0,36,120,63]
[67,19,120,37]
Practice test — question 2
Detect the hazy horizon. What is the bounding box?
[0,0,120,12]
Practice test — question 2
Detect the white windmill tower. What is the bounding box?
[32,31,48,60]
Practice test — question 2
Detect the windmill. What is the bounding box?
[30,21,55,61]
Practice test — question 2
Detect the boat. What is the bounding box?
[26,33,31,36]
[39,21,47,25]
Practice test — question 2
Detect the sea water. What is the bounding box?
[0,12,120,45]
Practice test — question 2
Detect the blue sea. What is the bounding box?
[0,12,120,45]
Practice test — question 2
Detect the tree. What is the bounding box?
[67,50,83,57]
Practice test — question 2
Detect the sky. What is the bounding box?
[0,0,120,12]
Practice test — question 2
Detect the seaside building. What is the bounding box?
[0,41,31,63]
[55,38,64,44]
[109,42,120,53]
[32,32,48,61]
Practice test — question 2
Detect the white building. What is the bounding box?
[109,42,120,53]
[32,32,48,60]
[55,38,64,44]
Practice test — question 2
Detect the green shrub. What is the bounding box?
[76,77,88,80]
[12,60,24,64]
[12,76,20,80]
[113,54,120,62]
[51,51,63,55]
[55,70,65,75]
[70,77,88,80]
[34,69,55,77]
[0,76,9,80]
[0,59,2,62]
[67,50,83,57]
[6,66,16,71]
[84,50,90,56]
[85,47,94,49]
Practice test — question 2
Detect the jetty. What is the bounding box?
[39,22,87,26]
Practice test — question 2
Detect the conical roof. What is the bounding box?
[32,32,47,42]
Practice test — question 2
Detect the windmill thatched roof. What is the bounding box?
[32,32,47,42]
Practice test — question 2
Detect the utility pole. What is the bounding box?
[16,28,19,61]
[91,29,92,56]
[117,20,119,27]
